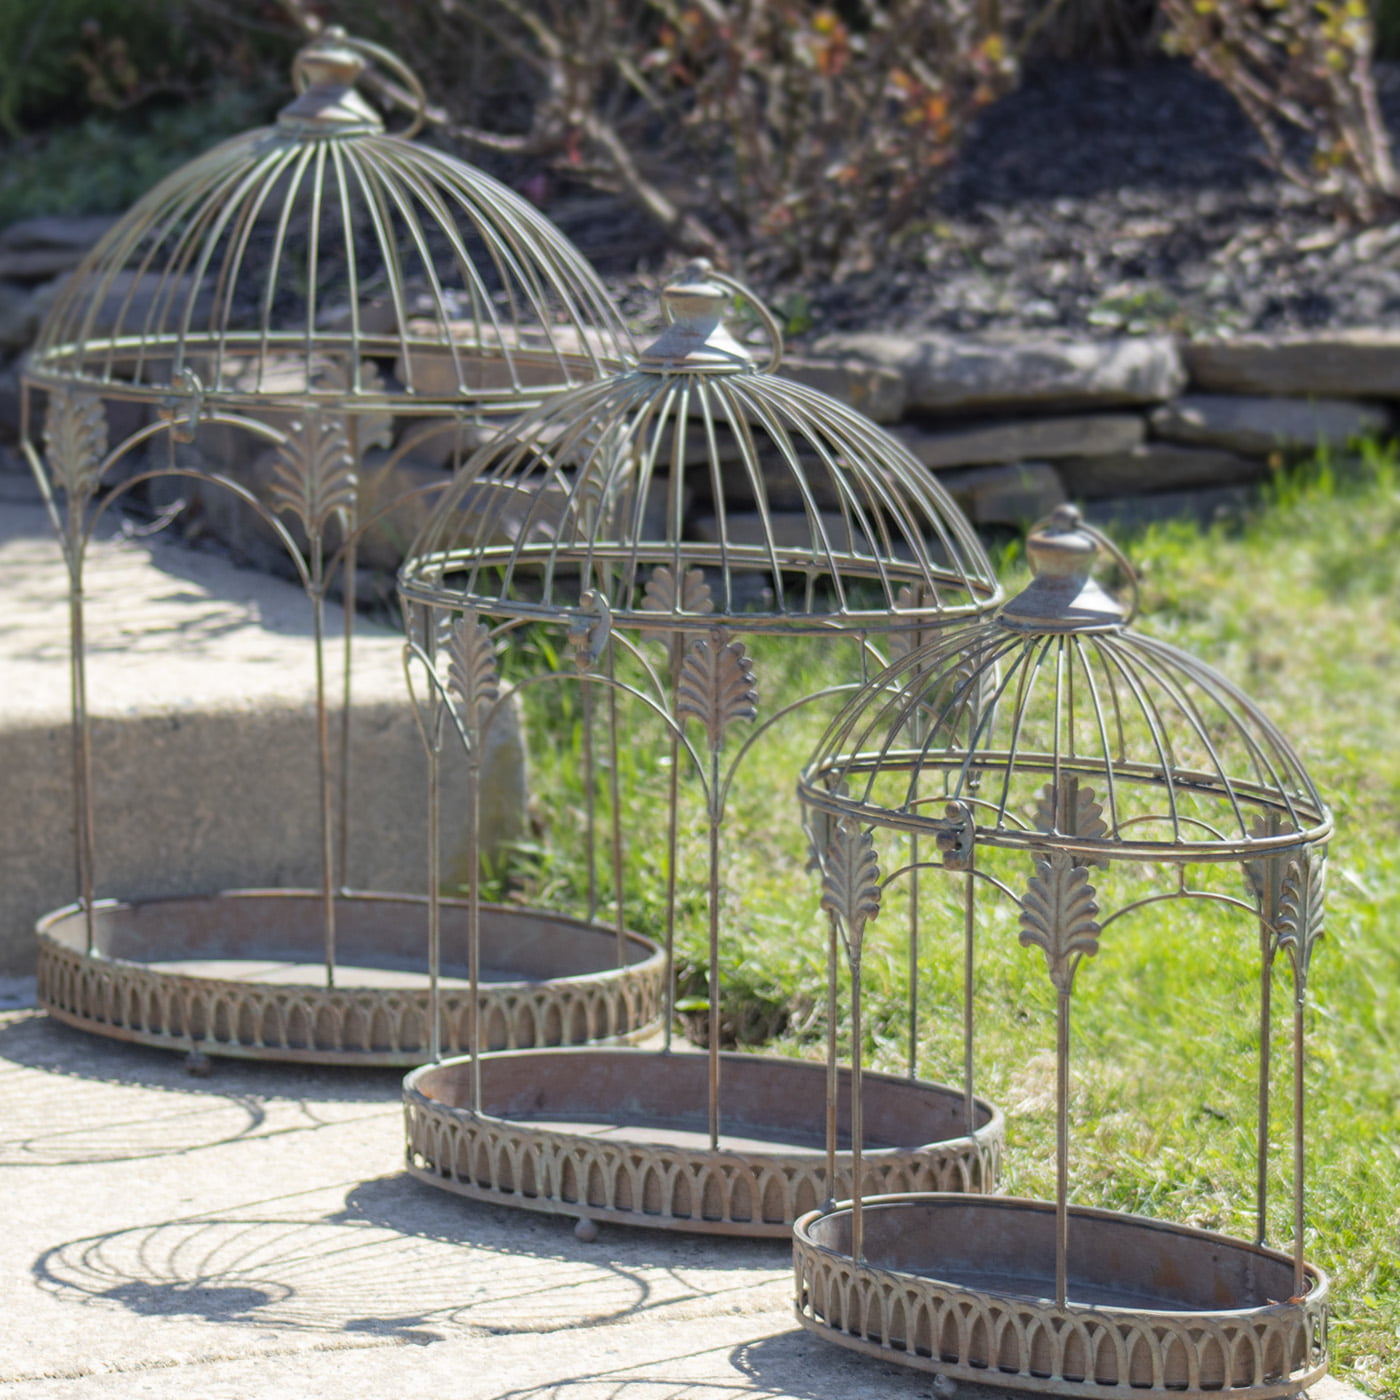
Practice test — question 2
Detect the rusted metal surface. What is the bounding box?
[404,1050,1003,1237]
[37,892,663,1066]
[799,506,1332,1388]
[22,27,635,1063]
[793,1195,1329,1398]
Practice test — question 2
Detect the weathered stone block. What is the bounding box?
[935,462,1066,528]
[893,413,1145,469]
[1183,331,1400,399]
[1151,393,1391,456]
[779,354,907,422]
[1057,443,1264,499]
[812,331,1185,413]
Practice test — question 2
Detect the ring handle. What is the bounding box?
[705,269,785,373]
[293,27,429,141]
[1079,522,1140,623]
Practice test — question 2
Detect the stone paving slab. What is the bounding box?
[0,997,1371,1400]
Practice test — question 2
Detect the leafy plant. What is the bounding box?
[1160,0,1398,222]
[275,0,1027,277]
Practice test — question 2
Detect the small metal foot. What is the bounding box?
[574,1217,599,1243]
[184,1048,212,1077]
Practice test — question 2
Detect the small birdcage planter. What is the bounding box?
[793,505,1331,1396]
[22,27,661,1067]
[398,262,1005,1236]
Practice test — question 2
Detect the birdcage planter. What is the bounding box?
[794,505,1333,1394]
[21,27,652,1067]
[396,262,1005,1234]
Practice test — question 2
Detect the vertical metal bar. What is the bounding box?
[850,956,864,1266]
[1256,917,1274,1245]
[707,741,722,1152]
[582,679,598,922]
[427,740,442,1064]
[1292,984,1306,1298]
[68,546,96,952]
[467,744,484,1114]
[311,563,337,989]
[662,633,682,1053]
[336,517,357,891]
[607,646,625,967]
[1055,987,1071,1309]
[963,870,976,1133]
[907,835,919,1079]
[824,911,839,1208]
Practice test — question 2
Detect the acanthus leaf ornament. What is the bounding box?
[676,627,758,749]
[269,414,357,539]
[1242,813,1288,912]
[44,388,108,505]
[1018,849,1101,995]
[1032,782,1109,867]
[1277,848,1326,988]
[641,564,714,620]
[443,611,500,734]
[820,819,881,966]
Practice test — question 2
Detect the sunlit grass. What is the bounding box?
[492,442,1400,1397]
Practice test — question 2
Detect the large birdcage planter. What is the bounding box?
[21,27,663,1067]
[793,505,1331,1396]
[398,262,1005,1237]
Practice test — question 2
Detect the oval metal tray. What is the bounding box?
[404,1047,1003,1238]
[793,1193,1328,1397]
[37,890,664,1065]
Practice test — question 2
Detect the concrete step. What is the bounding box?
[0,479,524,975]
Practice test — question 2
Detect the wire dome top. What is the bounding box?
[799,505,1330,863]
[398,261,1000,634]
[25,28,633,416]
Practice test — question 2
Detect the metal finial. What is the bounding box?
[636,260,755,374]
[998,505,1131,633]
[280,30,382,135]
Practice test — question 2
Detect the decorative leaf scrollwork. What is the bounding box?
[1277,848,1326,989]
[936,800,976,871]
[1018,850,1101,995]
[443,611,500,733]
[1032,781,1109,866]
[44,389,108,504]
[642,564,714,620]
[675,628,758,749]
[820,819,881,965]
[1242,812,1287,908]
[567,589,613,672]
[268,414,356,539]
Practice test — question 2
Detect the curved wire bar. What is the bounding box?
[26,66,633,406]
[398,364,1000,632]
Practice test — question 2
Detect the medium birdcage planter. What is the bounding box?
[397,262,1005,1236]
[21,27,661,1067]
[793,505,1332,1396]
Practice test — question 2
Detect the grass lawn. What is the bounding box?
[487,444,1400,1398]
